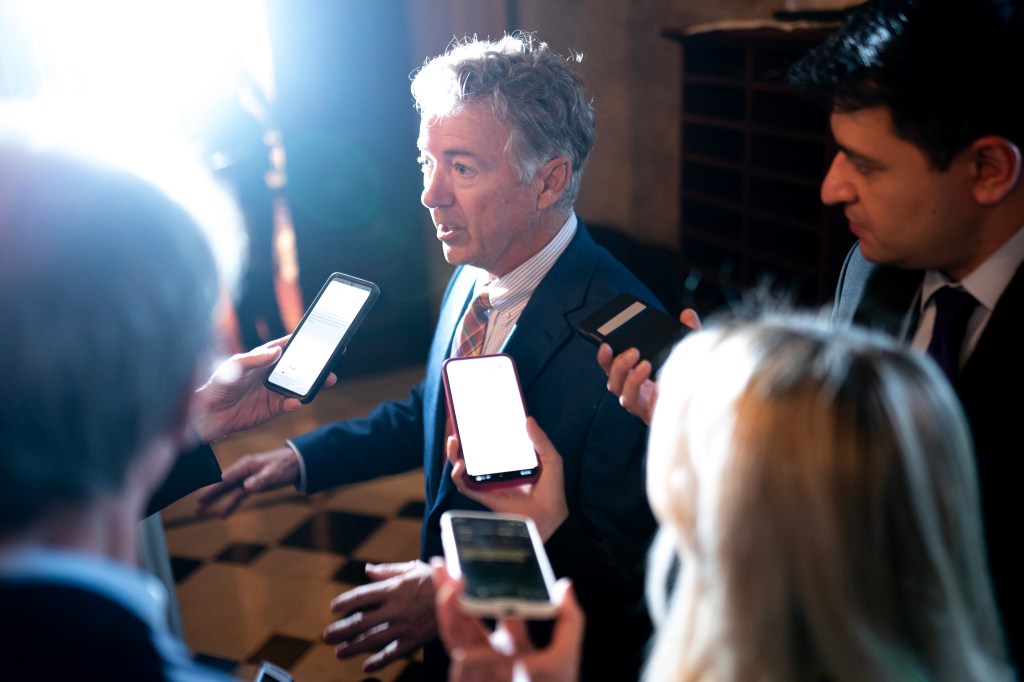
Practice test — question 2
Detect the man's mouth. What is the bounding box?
[436,223,461,241]
[846,215,866,236]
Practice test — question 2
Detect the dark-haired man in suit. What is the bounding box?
[786,0,1024,666]
[605,0,1024,669]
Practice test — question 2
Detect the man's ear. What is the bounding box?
[971,136,1022,205]
[536,156,571,210]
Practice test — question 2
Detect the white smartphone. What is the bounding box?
[253,660,292,682]
[441,353,539,487]
[264,272,379,403]
[440,510,559,619]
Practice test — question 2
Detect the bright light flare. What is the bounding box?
[6,0,274,137]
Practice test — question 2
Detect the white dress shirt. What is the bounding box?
[911,225,1024,370]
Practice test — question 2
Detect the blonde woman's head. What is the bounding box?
[643,315,1011,682]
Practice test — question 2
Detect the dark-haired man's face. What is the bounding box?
[821,106,983,280]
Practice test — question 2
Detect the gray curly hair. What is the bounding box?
[411,32,595,208]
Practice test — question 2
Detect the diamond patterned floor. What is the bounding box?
[159,364,428,682]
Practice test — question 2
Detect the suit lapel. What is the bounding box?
[960,259,1024,385]
[424,269,477,503]
[436,270,477,358]
[501,226,598,390]
[853,264,923,338]
[856,259,1023,426]
[430,228,599,510]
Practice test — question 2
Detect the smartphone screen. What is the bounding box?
[265,273,379,402]
[441,511,557,619]
[442,354,538,485]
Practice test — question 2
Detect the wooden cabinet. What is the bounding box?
[662,23,856,311]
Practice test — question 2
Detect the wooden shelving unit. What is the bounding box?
[662,22,856,311]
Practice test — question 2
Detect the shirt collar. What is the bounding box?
[921,224,1024,311]
[474,213,577,308]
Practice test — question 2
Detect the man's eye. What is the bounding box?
[454,163,469,175]
[417,156,432,172]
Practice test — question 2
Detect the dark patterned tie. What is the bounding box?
[454,290,492,358]
[926,286,978,382]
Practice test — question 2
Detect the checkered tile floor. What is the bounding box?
[159,365,428,682]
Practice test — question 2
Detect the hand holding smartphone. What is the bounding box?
[264,272,379,403]
[252,661,292,682]
[440,510,559,619]
[441,353,539,487]
[577,293,688,372]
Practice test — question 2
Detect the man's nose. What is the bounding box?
[421,169,452,209]
[820,153,856,205]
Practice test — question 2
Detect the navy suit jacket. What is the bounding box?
[292,221,658,680]
[833,243,1024,667]
[0,581,230,682]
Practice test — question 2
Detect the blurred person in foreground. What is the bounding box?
[601,0,1024,664]
[436,315,1015,681]
[0,114,253,680]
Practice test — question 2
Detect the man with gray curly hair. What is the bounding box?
[199,33,659,681]
[411,33,593,213]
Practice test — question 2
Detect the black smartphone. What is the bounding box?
[577,293,687,372]
[440,510,558,619]
[441,353,539,487]
[264,272,379,403]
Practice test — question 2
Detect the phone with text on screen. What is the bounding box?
[264,272,379,403]
[441,510,558,619]
[441,353,539,487]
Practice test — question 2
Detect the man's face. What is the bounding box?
[822,106,981,279]
[417,104,549,277]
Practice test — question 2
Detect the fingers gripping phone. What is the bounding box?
[577,293,688,372]
[264,272,379,403]
[441,510,559,619]
[441,353,539,487]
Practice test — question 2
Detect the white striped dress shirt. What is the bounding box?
[453,214,578,357]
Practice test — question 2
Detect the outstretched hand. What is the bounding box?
[446,418,569,541]
[596,308,700,425]
[193,446,300,517]
[189,336,337,443]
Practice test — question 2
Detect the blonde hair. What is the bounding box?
[642,315,1012,681]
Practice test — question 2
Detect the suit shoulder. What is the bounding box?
[588,247,665,311]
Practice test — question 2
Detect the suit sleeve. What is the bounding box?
[290,382,428,493]
[143,442,222,517]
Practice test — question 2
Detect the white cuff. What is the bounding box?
[285,440,308,492]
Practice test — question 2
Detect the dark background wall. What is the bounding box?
[0,0,856,379]
[265,0,434,379]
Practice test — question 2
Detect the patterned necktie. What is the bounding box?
[926,285,978,382]
[444,289,493,465]
[454,289,492,358]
